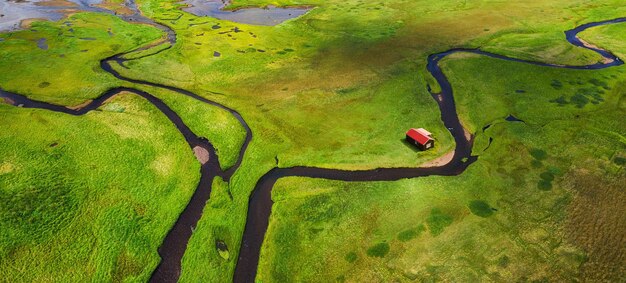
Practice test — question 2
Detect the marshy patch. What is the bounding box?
[366,242,390,258]
[344,251,357,263]
[613,156,626,166]
[468,200,495,218]
[588,78,610,89]
[498,255,510,267]
[551,79,563,90]
[397,224,425,242]
[538,179,553,191]
[550,95,568,106]
[530,148,548,161]
[216,240,229,260]
[38,82,50,88]
[213,51,221,57]
[540,171,554,181]
[550,82,607,108]
[426,208,453,236]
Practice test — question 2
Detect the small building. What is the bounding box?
[406,128,434,151]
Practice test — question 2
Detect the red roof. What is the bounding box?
[406,128,433,145]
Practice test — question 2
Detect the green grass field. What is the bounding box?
[0,0,625,281]
[0,93,199,281]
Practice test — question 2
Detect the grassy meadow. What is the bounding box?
[0,93,199,281]
[0,0,625,281]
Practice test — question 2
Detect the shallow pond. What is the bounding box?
[181,0,311,26]
[0,0,104,32]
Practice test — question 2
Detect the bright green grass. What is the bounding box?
[0,93,199,281]
[0,13,162,105]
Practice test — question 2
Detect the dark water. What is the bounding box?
[505,114,525,122]
[181,0,311,26]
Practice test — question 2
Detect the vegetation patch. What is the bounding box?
[540,171,555,181]
[366,242,390,258]
[538,180,553,191]
[397,224,426,242]
[550,80,563,90]
[344,251,357,263]
[426,208,453,236]
[468,200,495,218]
[498,255,510,268]
[530,148,548,160]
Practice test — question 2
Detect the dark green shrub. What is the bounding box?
[468,200,494,218]
[540,171,554,181]
[366,242,390,258]
[530,149,548,160]
[345,251,357,263]
[427,209,453,236]
[538,180,553,191]
[397,225,425,242]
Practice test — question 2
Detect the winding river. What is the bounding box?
[0,3,624,282]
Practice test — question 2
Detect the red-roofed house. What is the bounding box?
[406,128,434,151]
